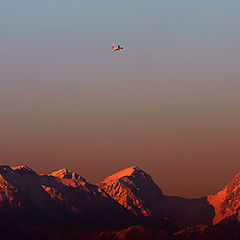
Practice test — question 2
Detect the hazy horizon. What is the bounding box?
[1,0,240,198]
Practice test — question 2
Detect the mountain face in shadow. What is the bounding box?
[1,165,240,239]
[99,166,214,227]
[0,165,136,229]
[99,166,164,217]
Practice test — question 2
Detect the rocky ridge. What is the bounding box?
[1,165,240,230]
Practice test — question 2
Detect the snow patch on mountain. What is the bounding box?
[208,173,240,224]
[99,166,163,216]
[102,166,141,182]
[0,165,135,226]
[50,168,86,181]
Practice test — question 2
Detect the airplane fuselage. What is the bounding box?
[112,45,123,51]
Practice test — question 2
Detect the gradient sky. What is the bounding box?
[1,1,240,198]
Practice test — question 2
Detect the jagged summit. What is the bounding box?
[12,165,38,175]
[0,165,134,226]
[12,165,32,170]
[50,168,86,181]
[1,164,240,228]
[99,166,164,216]
[102,166,147,182]
[0,165,37,176]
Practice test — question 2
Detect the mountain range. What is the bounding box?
[1,165,240,239]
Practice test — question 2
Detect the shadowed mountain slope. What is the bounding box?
[2,164,240,231]
[99,166,214,227]
[0,165,136,229]
[99,166,164,216]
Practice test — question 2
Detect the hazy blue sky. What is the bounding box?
[1,1,240,197]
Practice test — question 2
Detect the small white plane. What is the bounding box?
[112,45,123,52]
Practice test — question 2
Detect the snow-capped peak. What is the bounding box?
[0,165,37,176]
[50,168,86,181]
[102,166,148,183]
[99,166,164,216]
[11,165,38,175]
[208,171,240,224]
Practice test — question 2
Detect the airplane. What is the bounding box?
[112,45,123,52]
